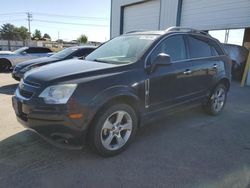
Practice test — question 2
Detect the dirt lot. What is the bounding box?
[0,73,250,188]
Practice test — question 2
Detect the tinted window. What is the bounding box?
[26,47,51,53]
[74,48,95,57]
[37,48,51,53]
[188,36,212,58]
[151,35,187,62]
[209,39,223,56]
[211,46,219,56]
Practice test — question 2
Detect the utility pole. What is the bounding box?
[27,12,32,34]
[224,29,230,44]
[58,31,60,40]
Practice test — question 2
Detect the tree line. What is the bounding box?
[0,23,51,50]
[0,23,89,50]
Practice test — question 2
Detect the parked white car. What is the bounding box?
[0,47,53,71]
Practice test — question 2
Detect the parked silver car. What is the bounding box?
[0,47,53,71]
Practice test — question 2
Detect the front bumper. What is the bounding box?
[12,93,88,149]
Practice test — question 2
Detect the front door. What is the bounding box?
[147,34,193,111]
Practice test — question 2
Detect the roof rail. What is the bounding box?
[125,30,148,34]
[166,26,211,36]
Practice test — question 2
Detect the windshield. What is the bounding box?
[51,47,79,59]
[86,35,158,64]
[14,47,28,54]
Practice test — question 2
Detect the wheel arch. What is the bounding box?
[0,58,13,67]
[85,86,144,138]
[216,77,231,91]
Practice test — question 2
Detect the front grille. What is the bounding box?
[20,89,33,98]
[24,79,41,88]
[18,79,40,99]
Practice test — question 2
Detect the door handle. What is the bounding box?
[213,64,218,69]
[183,69,192,75]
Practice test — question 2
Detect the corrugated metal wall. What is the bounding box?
[110,0,178,38]
[181,0,250,30]
[123,0,160,33]
[159,0,179,29]
[111,0,250,38]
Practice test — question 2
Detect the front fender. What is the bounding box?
[85,85,143,126]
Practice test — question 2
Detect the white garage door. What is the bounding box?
[123,0,160,34]
[181,0,250,30]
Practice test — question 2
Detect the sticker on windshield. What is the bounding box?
[139,36,157,40]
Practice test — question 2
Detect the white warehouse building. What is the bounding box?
[110,0,250,44]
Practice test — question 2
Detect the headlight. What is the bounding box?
[39,84,77,104]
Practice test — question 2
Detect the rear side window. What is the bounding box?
[151,35,187,62]
[210,40,224,56]
[188,35,224,58]
[188,36,212,58]
[26,47,51,53]
[37,48,52,53]
[211,46,219,56]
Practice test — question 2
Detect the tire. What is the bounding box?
[0,59,11,72]
[88,103,138,157]
[205,84,227,116]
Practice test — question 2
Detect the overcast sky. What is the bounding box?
[0,0,111,42]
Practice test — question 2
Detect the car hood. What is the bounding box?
[24,59,119,84]
[0,51,14,55]
[18,57,60,68]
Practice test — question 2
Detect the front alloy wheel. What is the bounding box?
[89,104,137,156]
[101,111,132,151]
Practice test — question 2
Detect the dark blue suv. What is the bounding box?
[12,27,231,156]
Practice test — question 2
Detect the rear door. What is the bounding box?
[186,35,222,97]
[148,34,193,110]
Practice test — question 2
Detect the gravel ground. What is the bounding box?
[0,73,250,188]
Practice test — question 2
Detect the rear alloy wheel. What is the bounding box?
[206,84,227,115]
[89,104,137,156]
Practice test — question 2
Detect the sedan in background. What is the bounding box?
[12,46,97,81]
[0,47,53,71]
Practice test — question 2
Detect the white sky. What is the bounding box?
[209,29,245,45]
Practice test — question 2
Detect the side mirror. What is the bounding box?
[21,51,27,55]
[78,56,85,60]
[73,56,85,60]
[150,53,172,72]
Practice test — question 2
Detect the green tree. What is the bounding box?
[77,34,88,44]
[0,23,17,50]
[16,26,30,46]
[32,29,42,40]
[43,33,51,40]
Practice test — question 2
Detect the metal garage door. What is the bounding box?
[181,0,250,30]
[123,0,160,34]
